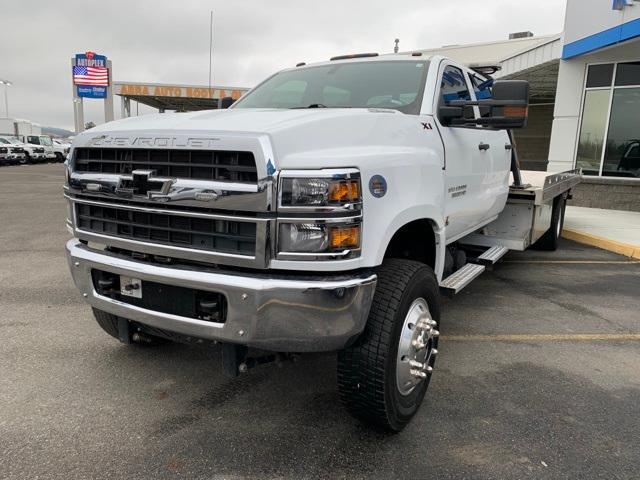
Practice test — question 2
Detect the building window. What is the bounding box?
[576,62,640,177]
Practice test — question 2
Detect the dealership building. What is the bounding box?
[415,0,640,211]
[101,0,639,210]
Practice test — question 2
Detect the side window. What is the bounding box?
[27,136,40,145]
[439,65,473,123]
[471,74,493,118]
[440,66,470,105]
[471,74,493,100]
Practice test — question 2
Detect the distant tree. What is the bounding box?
[84,121,96,130]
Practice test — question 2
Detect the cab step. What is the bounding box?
[440,263,485,297]
[476,245,509,266]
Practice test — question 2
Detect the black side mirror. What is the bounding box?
[447,80,530,129]
[438,106,464,126]
[485,80,529,129]
[219,96,235,109]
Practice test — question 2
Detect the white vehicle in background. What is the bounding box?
[52,138,71,162]
[0,136,44,163]
[0,137,27,165]
[21,135,57,162]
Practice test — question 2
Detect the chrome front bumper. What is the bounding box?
[66,240,377,352]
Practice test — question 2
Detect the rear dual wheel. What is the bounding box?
[534,194,567,251]
[338,259,440,431]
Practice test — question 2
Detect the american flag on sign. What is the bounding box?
[73,66,109,86]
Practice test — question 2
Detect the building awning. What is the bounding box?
[113,82,250,112]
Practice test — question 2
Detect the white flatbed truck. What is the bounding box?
[64,53,580,431]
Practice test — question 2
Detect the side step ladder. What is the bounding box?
[476,245,509,267]
[439,245,509,297]
[440,263,485,297]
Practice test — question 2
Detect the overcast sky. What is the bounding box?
[1,0,566,131]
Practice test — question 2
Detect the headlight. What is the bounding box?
[278,220,361,257]
[279,170,361,210]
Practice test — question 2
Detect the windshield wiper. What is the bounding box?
[290,104,358,109]
[291,103,328,109]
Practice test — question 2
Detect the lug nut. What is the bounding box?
[432,330,440,337]
[416,320,432,331]
[410,369,427,379]
[238,363,248,373]
[425,366,433,373]
[409,360,425,369]
[432,349,438,355]
[429,319,437,326]
[412,339,426,349]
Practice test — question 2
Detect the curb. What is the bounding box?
[562,228,640,260]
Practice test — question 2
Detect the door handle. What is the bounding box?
[478,142,490,151]
[505,144,513,150]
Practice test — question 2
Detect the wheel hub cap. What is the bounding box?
[396,298,438,396]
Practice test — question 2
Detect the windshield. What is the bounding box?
[40,136,53,146]
[0,138,9,144]
[233,60,429,114]
[1,136,20,144]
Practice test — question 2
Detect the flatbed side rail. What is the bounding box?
[541,169,581,203]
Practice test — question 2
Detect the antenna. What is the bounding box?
[208,11,213,90]
[394,38,400,53]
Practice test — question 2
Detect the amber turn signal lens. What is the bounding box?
[329,180,360,203]
[330,225,360,249]
[504,106,528,118]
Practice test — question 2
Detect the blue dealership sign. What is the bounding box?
[73,51,109,99]
[76,85,108,99]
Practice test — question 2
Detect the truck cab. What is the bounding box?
[64,53,578,431]
[23,135,57,161]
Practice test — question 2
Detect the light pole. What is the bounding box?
[0,79,12,117]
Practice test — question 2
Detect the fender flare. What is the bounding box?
[375,206,447,281]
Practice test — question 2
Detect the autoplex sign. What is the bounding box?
[73,51,109,99]
[116,84,245,100]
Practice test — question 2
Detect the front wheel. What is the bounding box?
[337,259,441,431]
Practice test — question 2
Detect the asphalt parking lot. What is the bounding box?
[1,163,639,479]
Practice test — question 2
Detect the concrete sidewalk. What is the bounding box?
[563,206,640,259]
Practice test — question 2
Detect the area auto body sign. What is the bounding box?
[73,51,109,99]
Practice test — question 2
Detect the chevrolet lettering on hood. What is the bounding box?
[89,135,221,148]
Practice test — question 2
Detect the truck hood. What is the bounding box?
[80,108,403,136]
[73,108,433,170]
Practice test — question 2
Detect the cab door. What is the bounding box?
[434,62,496,242]
[469,73,512,222]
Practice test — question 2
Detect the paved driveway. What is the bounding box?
[1,164,639,479]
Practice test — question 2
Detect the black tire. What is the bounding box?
[337,259,441,432]
[533,194,567,251]
[92,308,166,345]
[55,152,64,162]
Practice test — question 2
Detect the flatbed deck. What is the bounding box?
[509,169,582,205]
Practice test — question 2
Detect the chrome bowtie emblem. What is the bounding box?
[115,170,174,198]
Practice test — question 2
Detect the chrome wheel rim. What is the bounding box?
[396,298,438,396]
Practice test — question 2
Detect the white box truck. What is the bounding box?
[64,53,579,431]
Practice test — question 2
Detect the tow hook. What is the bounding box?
[221,343,295,378]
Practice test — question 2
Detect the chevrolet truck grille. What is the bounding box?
[74,148,258,183]
[75,203,257,256]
